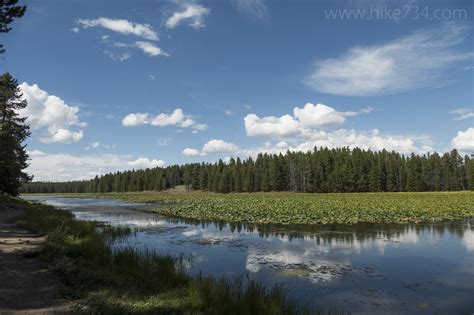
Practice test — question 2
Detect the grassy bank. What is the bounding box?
[11,198,304,314]
[62,191,474,225]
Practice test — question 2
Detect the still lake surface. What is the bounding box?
[25,195,474,314]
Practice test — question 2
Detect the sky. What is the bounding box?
[1,0,473,181]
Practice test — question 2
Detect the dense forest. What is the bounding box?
[22,147,474,194]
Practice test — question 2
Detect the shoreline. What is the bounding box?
[2,196,305,314]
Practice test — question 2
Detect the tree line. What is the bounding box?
[22,148,474,194]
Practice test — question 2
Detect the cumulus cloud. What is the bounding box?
[203,139,239,153]
[306,24,474,96]
[128,157,166,169]
[451,128,474,152]
[182,140,238,157]
[134,41,168,57]
[293,103,357,129]
[26,152,162,181]
[294,129,432,155]
[19,82,85,144]
[244,114,300,138]
[245,103,369,139]
[77,17,158,41]
[451,108,474,121]
[166,3,209,29]
[151,108,191,127]
[122,108,207,131]
[122,113,150,126]
[40,129,83,144]
[241,129,433,158]
[182,148,201,156]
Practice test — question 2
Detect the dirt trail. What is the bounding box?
[0,204,71,314]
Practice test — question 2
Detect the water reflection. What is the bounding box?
[24,195,474,314]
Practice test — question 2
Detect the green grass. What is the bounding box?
[58,191,474,225]
[12,199,306,314]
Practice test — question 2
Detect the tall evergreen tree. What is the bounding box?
[0,73,32,195]
[0,0,26,54]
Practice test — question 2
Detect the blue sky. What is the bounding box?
[2,0,473,181]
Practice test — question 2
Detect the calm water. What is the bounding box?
[25,195,474,314]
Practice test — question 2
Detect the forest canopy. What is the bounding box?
[22,147,473,194]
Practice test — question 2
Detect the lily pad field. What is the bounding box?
[49,191,474,225]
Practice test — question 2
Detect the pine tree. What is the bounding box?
[465,155,474,190]
[0,73,32,195]
[0,0,26,54]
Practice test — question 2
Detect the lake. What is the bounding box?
[24,195,474,314]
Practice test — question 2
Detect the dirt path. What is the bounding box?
[0,205,71,314]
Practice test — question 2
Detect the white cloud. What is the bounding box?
[293,103,357,129]
[166,3,209,29]
[77,17,158,41]
[122,113,150,126]
[191,123,208,131]
[245,102,368,139]
[360,107,374,114]
[151,108,188,126]
[224,110,233,116]
[19,82,85,144]
[40,129,83,144]
[77,18,166,61]
[451,128,474,152]
[244,114,300,138]
[294,129,432,155]
[306,24,474,96]
[231,0,268,20]
[135,41,168,57]
[26,152,165,181]
[203,139,239,153]
[451,108,474,121]
[182,148,201,156]
[27,150,46,157]
[128,157,166,169]
[241,129,433,158]
[122,108,207,131]
[182,140,239,157]
[85,142,100,150]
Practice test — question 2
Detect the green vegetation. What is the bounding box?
[23,148,474,194]
[81,191,474,225]
[0,0,26,54]
[0,1,29,196]
[0,73,32,196]
[14,198,304,314]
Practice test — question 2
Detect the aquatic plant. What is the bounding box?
[105,191,474,225]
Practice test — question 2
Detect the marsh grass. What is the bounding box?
[14,200,307,314]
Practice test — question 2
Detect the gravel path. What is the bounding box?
[0,204,72,314]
